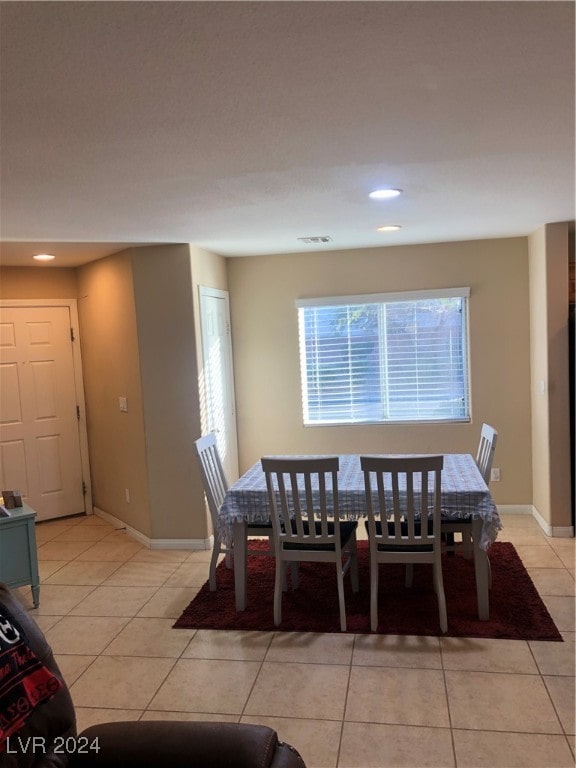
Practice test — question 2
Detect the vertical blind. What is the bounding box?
[297,288,471,425]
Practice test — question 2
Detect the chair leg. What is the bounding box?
[290,562,300,589]
[405,563,414,588]
[434,562,448,633]
[370,558,379,632]
[274,559,284,626]
[461,529,474,560]
[349,535,359,593]
[336,562,347,632]
[209,540,222,591]
[225,551,233,570]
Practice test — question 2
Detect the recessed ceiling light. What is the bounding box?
[369,188,402,200]
[377,225,402,232]
[32,253,56,261]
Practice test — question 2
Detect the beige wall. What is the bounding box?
[131,245,207,540]
[0,266,78,298]
[76,251,152,535]
[227,237,532,505]
[528,223,572,530]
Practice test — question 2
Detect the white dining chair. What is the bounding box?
[261,456,359,631]
[194,433,274,591]
[442,423,498,559]
[360,454,447,633]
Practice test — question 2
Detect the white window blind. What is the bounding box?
[297,289,470,425]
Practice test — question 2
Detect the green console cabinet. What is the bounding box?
[0,503,40,606]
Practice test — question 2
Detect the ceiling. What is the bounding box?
[0,1,574,268]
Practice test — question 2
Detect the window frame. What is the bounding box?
[296,287,471,427]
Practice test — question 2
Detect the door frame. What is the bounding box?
[198,286,239,481]
[0,298,93,515]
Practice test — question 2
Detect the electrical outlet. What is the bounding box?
[119,396,128,412]
[125,488,131,503]
[490,468,501,482]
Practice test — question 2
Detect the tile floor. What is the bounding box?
[12,511,576,768]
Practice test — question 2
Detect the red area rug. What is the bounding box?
[173,541,562,640]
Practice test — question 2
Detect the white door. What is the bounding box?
[199,288,239,482]
[0,305,86,521]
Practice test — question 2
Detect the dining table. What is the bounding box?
[218,453,501,619]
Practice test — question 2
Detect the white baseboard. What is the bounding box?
[530,505,575,538]
[93,507,213,550]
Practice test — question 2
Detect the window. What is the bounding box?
[297,288,470,425]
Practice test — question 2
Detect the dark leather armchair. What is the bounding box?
[0,584,306,768]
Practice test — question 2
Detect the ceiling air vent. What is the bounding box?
[297,236,333,244]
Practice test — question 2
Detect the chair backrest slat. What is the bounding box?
[261,456,340,548]
[475,423,498,484]
[194,433,228,527]
[360,455,444,547]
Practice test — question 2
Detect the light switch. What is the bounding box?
[119,396,128,412]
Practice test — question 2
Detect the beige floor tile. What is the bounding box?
[541,595,576,633]
[74,708,143,734]
[513,545,565,568]
[39,560,69,580]
[68,585,159,616]
[352,633,442,669]
[339,721,454,768]
[141,711,239,722]
[46,615,130,654]
[497,514,540,529]
[50,526,112,542]
[499,528,551,545]
[54,654,97,685]
[44,561,123,586]
[149,658,260,715]
[136,586,201,618]
[445,670,563,733]
[163,561,211,587]
[185,549,215,563]
[240,715,341,768]
[75,539,144,561]
[545,676,576,735]
[183,629,273,661]
[346,666,450,727]
[102,561,179,587]
[74,514,116,527]
[453,728,575,767]
[530,636,576,676]
[527,568,576,596]
[548,538,576,553]
[35,522,78,544]
[70,656,176,709]
[38,541,96,560]
[129,548,192,563]
[245,661,350,721]
[103,617,196,657]
[33,584,95,615]
[265,631,354,665]
[556,549,576,569]
[32,614,63,633]
[440,637,538,674]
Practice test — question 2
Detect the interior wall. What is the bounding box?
[76,251,152,535]
[131,245,207,540]
[227,236,532,506]
[528,223,572,530]
[0,266,78,298]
